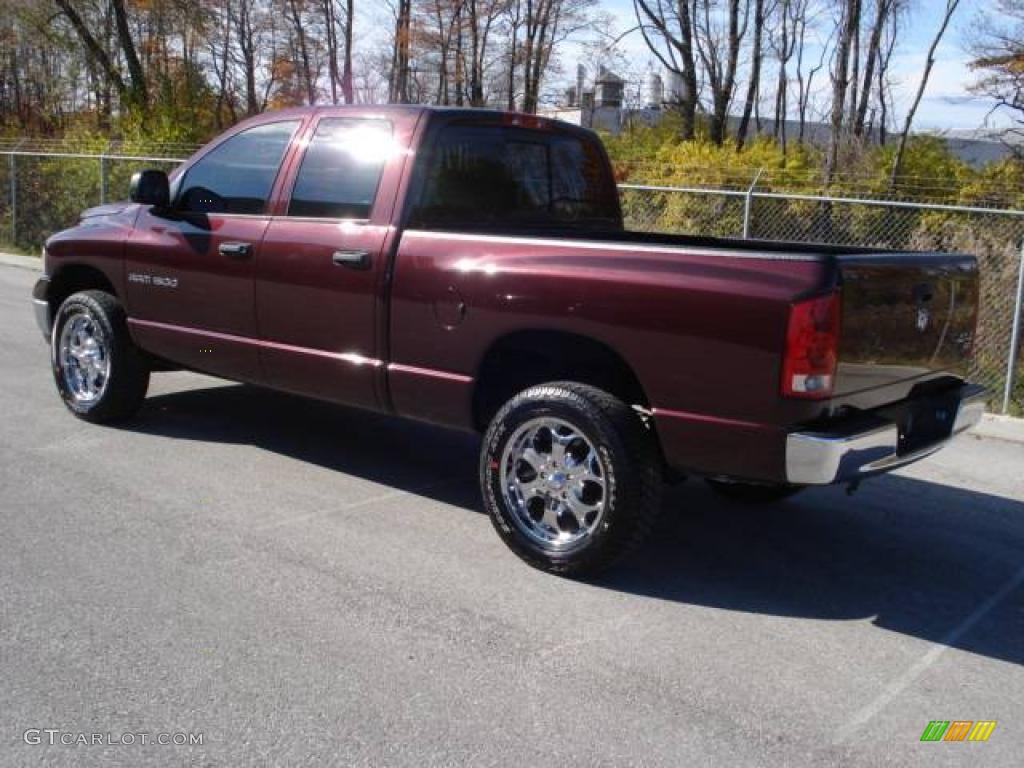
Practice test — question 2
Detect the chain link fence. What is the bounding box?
[0,146,1021,415]
[0,148,185,251]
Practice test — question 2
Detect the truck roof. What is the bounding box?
[242,103,550,118]
[232,103,591,137]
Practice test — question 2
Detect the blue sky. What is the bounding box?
[354,0,1009,131]
[591,0,1007,132]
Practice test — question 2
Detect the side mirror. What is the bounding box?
[129,169,170,208]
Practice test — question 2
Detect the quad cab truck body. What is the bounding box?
[33,106,986,574]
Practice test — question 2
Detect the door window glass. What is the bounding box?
[287,118,393,219]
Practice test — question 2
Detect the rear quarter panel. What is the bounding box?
[388,230,832,480]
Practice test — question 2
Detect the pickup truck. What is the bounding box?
[33,105,986,575]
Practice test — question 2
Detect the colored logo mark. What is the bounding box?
[920,721,997,742]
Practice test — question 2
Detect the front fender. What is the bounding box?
[43,203,141,302]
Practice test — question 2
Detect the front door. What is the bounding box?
[125,119,302,382]
[256,116,402,409]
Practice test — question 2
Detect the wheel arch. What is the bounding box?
[47,263,120,317]
[471,329,651,432]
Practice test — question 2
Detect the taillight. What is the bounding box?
[781,292,841,399]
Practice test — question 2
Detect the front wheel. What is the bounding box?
[481,382,662,576]
[51,290,150,423]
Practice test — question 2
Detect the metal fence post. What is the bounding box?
[8,153,15,246]
[1002,239,1024,414]
[742,168,763,239]
[99,154,108,205]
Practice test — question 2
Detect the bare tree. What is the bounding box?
[209,0,239,125]
[736,0,768,150]
[284,0,317,104]
[519,0,596,113]
[52,0,139,108]
[967,0,1024,153]
[111,0,148,107]
[520,0,552,112]
[422,0,464,104]
[228,0,275,114]
[876,9,897,143]
[319,0,341,103]
[342,0,354,102]
[453,0,465,104]
[466,0,503,106]
[505,0,521,109]
[698,0,750,146]
[390,0,413,102]
[824,0,861,184]
[889,0,960,186]
[771,0,795,144]
[793,0,826,144]
[633,0,700,139]
[851,0,896,138]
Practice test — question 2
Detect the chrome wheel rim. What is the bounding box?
[58,311,110,404]
[499,417,607,551]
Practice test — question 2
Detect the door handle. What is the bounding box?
[332,249,372,270]
[219,242,253,258]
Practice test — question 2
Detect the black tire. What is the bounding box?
[51,290,149,423]
[704,478,804,504]
[480,382,662,576]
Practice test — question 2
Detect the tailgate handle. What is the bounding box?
[332,249,371,270]
[913,283,934,304]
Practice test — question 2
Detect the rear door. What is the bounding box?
[255,114,409,409]
[125,120,301,381]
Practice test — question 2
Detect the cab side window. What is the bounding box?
[287,118,393,219]
[177,121,300,215]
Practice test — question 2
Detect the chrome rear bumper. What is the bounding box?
[786,385,986,485]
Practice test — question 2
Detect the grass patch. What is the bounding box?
[0,241,38,257]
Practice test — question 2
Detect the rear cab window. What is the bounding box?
[409,121,622,233]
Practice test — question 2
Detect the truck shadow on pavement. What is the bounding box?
[606,478,1024,668]
[131,381,1024,668]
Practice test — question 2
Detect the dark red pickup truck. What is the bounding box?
[33,105,985,574]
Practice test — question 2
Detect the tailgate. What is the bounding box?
[834,253,978,396]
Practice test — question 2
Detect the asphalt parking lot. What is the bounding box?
[1,258,1022,767]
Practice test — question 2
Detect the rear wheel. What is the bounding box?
[704,478,804,504]
[481,382,661,576]
[51,290,149,423]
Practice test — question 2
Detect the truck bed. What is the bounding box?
[459,225,979,403]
